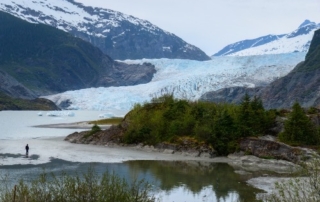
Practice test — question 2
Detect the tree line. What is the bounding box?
[121,94,320,155]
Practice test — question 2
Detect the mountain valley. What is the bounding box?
[0,0,319,111]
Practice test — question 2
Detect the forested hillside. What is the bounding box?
[0,11,155,99]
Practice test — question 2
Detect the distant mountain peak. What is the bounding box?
[298,19,316,28]
[213,19,320,57]
[0,0,210,61]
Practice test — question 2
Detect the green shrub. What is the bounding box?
[84,124,102,138]
[307,106,318,114]
[0,168,156,202]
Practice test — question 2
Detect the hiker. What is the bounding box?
[25,144,29,155]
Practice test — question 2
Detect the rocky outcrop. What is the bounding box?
[0,70,36,99]
[228,154,301,173]
[65,125,123,145]
[65,126,216,158]
[239,137,317,163]
[200,86,263,105]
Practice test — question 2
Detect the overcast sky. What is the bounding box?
[75,0,320,55]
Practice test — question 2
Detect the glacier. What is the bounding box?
[43,53,306,113]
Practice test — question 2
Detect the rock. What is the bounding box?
[228,154,301,173]
[64,132,83,143]
[199,152,212,158]
[239,137,315,163]
[269,117,285,135]
[163,149,174,154]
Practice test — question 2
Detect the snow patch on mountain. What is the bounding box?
[43,53,306,112]
[0,0,210,60]
[0,0,165,36]
[229,32,312,56]
[214,20,320,57]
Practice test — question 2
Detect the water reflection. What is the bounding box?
[0,159,265,201]
[123,161,264,202]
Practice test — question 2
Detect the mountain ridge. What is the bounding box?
[213,20,320,57]
[0,0,210,61]
[202,29,320,109]
[0,11,156,99]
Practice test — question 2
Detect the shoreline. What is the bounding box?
[0,135,298,199]
[44,136,301,175]
[34,122,302,174]
[33,122,111,130]
[22,122,303,198]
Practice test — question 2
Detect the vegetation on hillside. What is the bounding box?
[0,92,59,110]
[0,11,112,96]
[121,94,276,155]
[113,95,320,155]
[297,29,320,72]
[89,118,123,125]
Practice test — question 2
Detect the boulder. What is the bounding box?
[240,137,316,163]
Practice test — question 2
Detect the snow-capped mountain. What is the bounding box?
[0,0,210,61]
[43,53,306,112]
[213,20,320,56]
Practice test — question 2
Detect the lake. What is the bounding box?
[0,111,270,201]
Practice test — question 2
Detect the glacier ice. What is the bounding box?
[43,53,306,112]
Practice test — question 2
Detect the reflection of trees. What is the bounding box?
[124,161,263,202]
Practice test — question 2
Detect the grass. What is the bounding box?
[89,118,123,125]
[263,159,320,202]
[0,168,157,202]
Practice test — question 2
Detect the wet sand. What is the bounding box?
[0,136,232,166]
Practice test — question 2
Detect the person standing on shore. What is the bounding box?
[25,144,29,156]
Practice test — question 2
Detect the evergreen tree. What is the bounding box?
[212,110,236,155]
[280,102,319,145]
[237,94,254,137]
[236,95,271,137]
[250,96,267,135]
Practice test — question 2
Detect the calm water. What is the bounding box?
[0,111,267,201]
[0,159,265,202]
